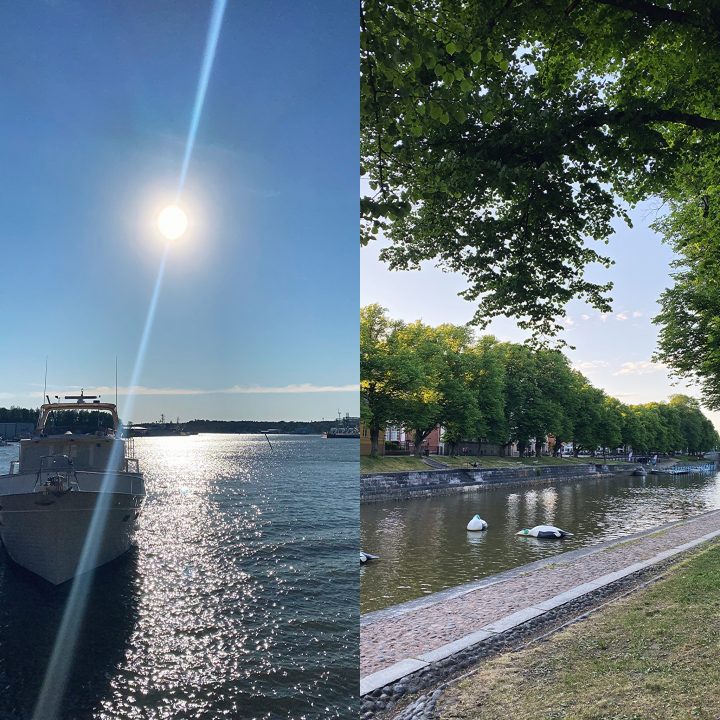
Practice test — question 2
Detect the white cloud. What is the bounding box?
[33,383,360,398]
[613,361,667,377]
[580,314,591,321]
[222,383,360,394]
[574,360,610,371]
[632,310,643,318]
[599,313,610,323]
[616,312,629,321]
[563,316,575,327]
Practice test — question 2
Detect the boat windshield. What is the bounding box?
[36,395,120,436]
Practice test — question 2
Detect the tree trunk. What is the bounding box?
[370,426,380,457]
[413,429,428,457]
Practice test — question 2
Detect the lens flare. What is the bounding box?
[176,0,228,199]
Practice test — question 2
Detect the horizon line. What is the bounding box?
[21,382,359,398]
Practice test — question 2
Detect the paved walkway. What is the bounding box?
[361,509,720,684]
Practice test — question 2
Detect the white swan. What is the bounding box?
[516,524,573,539]
[466,514,488,532]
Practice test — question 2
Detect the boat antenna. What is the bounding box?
[115,356,118,407]
[43,356,48,405]
[263,432,273,451]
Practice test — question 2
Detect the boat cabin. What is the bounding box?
[15,393,137,474]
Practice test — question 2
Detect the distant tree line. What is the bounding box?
[361,305,720,458]
[0,409,337,436]
[0,407,114,432]
[168,420,336,434]
[0,407,38,424]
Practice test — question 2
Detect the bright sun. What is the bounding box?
[157,205,188,240]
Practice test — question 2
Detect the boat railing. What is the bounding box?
[123,457,140,474]
[35,455,78,494]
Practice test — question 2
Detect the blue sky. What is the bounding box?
[361,194,720,431]
[0,1,358,422]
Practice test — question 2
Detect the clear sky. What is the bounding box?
[0,1,358,423]
[361,195,720,431]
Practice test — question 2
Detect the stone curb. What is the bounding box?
[360,523,720,701]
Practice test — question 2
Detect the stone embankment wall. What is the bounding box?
[360,463,631,503]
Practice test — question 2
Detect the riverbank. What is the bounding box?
[434,541,720,720]
[361,462,632,502]
[361,455,626,475]
[360,509,720,717]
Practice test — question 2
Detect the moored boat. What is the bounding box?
[323,411,360,439]
[0,391,145,584]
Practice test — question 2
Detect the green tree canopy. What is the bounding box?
[465,335,508,446]
[362,0,720,338]
[393,321,478,456]
[360,304,422,455]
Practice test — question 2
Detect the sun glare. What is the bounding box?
[157,205,188,240]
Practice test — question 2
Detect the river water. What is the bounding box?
[0,434,358,719]
[361,470,720,613]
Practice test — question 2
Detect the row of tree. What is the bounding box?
[0,407,338,436]
[0,407,38,424]
[361,306,720,458]
[0,407,115,433]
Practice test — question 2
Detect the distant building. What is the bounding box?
[360,421,384,456]
[384,424,441,455]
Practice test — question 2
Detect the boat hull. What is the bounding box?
[0,472,144,585]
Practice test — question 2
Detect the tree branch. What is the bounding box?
[646,108,720,131]
[589,0,710,31]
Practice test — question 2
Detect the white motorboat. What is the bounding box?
[516,524,573,539]
[0,391,145,584]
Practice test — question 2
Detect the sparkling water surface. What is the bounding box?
[0,435,358,719]
[361,470,720,613]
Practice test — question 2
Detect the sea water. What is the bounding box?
[0,434,358,719]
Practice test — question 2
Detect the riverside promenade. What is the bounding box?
[361,509,720,701]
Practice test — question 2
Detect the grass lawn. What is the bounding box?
[440,455,624,469]
[361,454,628,474]
[671,454,710,463]
[360,455,429,473]
[438,543,720,720]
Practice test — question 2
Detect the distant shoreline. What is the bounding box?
[129,419,346,435]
